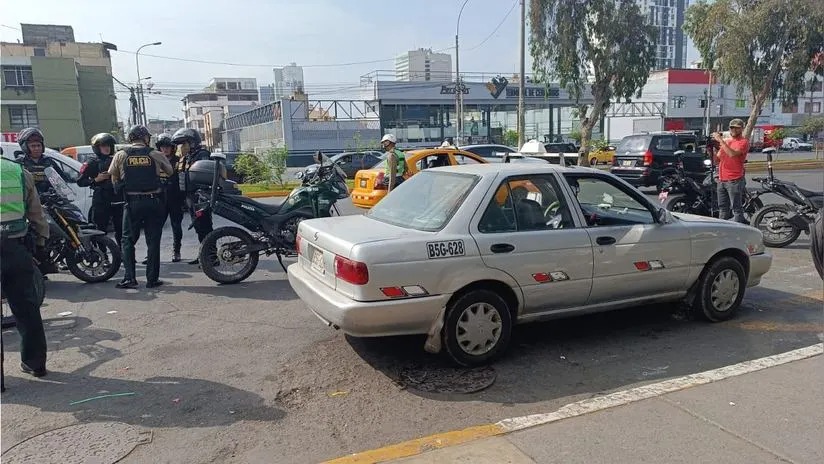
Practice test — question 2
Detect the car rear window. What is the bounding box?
[616,136,650,153]
[367,171,479,231]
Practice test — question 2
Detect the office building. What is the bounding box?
[639,0,688,69]
[273,63,304,99]
[395,48,452,82]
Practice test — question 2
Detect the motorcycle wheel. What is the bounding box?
[750,204,802,248]
[66,235,122,283]
[663,194,693,214]
[199,227,260,285]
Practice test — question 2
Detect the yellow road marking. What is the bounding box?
[322,424,504,464]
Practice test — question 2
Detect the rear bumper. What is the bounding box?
[747,252,772,287]
[610,167,653,186]
[350,188,386,208]
[287,263,451,337]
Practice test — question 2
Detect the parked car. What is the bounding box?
[780,137,813,151]
[350,148,487,208]
[460,144,517,160]
[2,142,93,219]
[61,144,130,164]
[610,131,704,191]
[303,151,385,179]
[287,163,771,366]
[588,145,616,165]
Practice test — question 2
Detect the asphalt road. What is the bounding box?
[1,171,822,463]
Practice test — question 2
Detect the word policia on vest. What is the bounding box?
[127,156,152,167]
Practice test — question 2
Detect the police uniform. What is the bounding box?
[108,143,173,286]
[161,153,185,257]
[77,152,125,246]
[16,154,69,194]
[178,147,213,242]
[1,158,49,376]
[385,148,406,191]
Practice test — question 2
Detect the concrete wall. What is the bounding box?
[77,64,117,141]
[30,57,85,148]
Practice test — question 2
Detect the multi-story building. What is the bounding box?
[259,84,275,105]
[0,23,118,148]
[638,0,687,70]
[182,77,259,134]
[273,63,304,100]
[147,118,183,136]
[395,48,452,82]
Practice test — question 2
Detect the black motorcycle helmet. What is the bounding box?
[127,125,151,143]
[90,132,117,156]
[171,128,202,149]
[18,127,45,155]
[156,133,174,150]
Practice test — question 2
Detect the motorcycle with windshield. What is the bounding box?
[749,147,824,247]
[658,150,763,221]
[192,152,349,284]
[36,167,122,283]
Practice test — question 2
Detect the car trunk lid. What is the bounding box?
[352,169,384,194]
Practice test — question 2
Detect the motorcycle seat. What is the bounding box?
[796,186,823,198]
[233,195,285,215]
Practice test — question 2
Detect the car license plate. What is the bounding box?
[309,245,325,274]
[426,240,465,259]
[622,160,634,167]
[359,179,367,188]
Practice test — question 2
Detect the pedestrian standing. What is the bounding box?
[108,125,172,289]
[380,134,406,191]
[713,119,750,224]
[77,133,125,247]
[1,156,49,378]
[171,128,213,265]
[142,134,184,264]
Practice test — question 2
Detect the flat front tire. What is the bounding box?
[442,290,512,366]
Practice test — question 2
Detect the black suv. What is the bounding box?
[610,131,705,190]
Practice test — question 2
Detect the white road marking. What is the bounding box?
[497,343,823,433]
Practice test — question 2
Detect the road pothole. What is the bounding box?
[397,364,496,394]
[1,422,151,464]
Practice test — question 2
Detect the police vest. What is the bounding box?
[123,146,160,193]
[384,149,407,176]
[19,156,49,191]
[0,159,28,239]
[178,149,209,192]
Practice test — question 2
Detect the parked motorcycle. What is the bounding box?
[659,151,763,221]
[37,167,122,283]
[192,151,349,284]
[749,147,824,248]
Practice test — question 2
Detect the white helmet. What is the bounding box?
[380,134,397,144]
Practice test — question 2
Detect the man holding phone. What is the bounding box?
[77,133,125,246]
[713,119,750,224]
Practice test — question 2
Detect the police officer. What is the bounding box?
[77,133,125,247]
[108,125,172,289]
[172,128,213,265]
[380,134,406,191]
[15,127,69,194]
[154,134,184,262]
[1,156,49,378]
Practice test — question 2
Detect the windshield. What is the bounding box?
[367,171,479,231]
[44,166,76,201]
[616,136,650,153]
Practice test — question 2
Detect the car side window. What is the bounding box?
[564,174,655,226]
[453,154,481,165]
[656,137,675,151]
[478,175,575,233]
[418,154,450,170]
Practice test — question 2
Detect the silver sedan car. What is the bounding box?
[287,163,772,366]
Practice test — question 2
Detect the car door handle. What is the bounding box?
[490,243,515,253]
[596,236,616,246]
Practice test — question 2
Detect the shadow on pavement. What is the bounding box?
[348,286,822,404]
[1,316,285,429]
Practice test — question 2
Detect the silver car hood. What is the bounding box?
[672,212,734,225]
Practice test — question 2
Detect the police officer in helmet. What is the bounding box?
[108,125,172,289]
[1,155,50,378]
[15,127,70,194]
[172,128,213,265]
[77,133,125,247]
[155,134,184,262]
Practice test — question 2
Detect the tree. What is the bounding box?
[530,0,657,165]
[684,0,824,139]
[233,153,268,184]
[503,130,519,147]
[263,145,290,188]
[800,116,824,138]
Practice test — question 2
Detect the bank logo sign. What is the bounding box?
[486,76,508,99]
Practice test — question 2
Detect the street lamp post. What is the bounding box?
[135,42,161,126]
[455,0,469,144]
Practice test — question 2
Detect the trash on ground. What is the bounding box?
[329,390,348,397]
[69,392,136,405]
[57,311,73,317]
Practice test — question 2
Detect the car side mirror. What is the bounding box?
[656,208,670,224]
[294,171,305,179]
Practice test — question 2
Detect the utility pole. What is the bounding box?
[113,75,139,128]
[135,42,162,126]
[517,0,526,147]
[456,0,469,144]
[704,69,713,137]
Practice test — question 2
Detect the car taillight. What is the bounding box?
[643,150,653,166]
[374,172,386,190]
[295,234,302,255]
[334,255,369,285]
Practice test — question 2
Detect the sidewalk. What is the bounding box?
[391,352,823,464]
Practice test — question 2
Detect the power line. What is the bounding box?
[465,0,519,52]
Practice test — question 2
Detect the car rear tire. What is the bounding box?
[442,289,512,367]
[692,256,746,322]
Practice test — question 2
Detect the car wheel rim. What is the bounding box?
[710,269,739,312]
[455,302,503,356]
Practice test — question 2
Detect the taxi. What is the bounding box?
[589,145,616,166]
[350,147,487,208]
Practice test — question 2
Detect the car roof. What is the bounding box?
[1,142,82,170]
[428,161,595,176]
[407,148,475,156]
[460,144,515,149]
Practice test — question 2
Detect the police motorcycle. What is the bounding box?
[191,151,349,284]
[658,150,763,221]
[749,147,824,248]
[35,167,122,283]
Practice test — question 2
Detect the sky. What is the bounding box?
[1,0,697,125]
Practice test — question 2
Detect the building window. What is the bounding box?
[8,105,38,129]
[735,99,746,108]
[2,66,34,87]
[33,48,46,56]
[216,82,226,90]
[782,102,798,113]
[804,102,822,113]
[228,82,238,90]
[196,107,203,115]
[670,96,685,109]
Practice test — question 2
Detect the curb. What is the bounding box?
[322,343,823,464]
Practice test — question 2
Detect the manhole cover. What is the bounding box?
[2,422,150,464]
[398,365,496,394]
